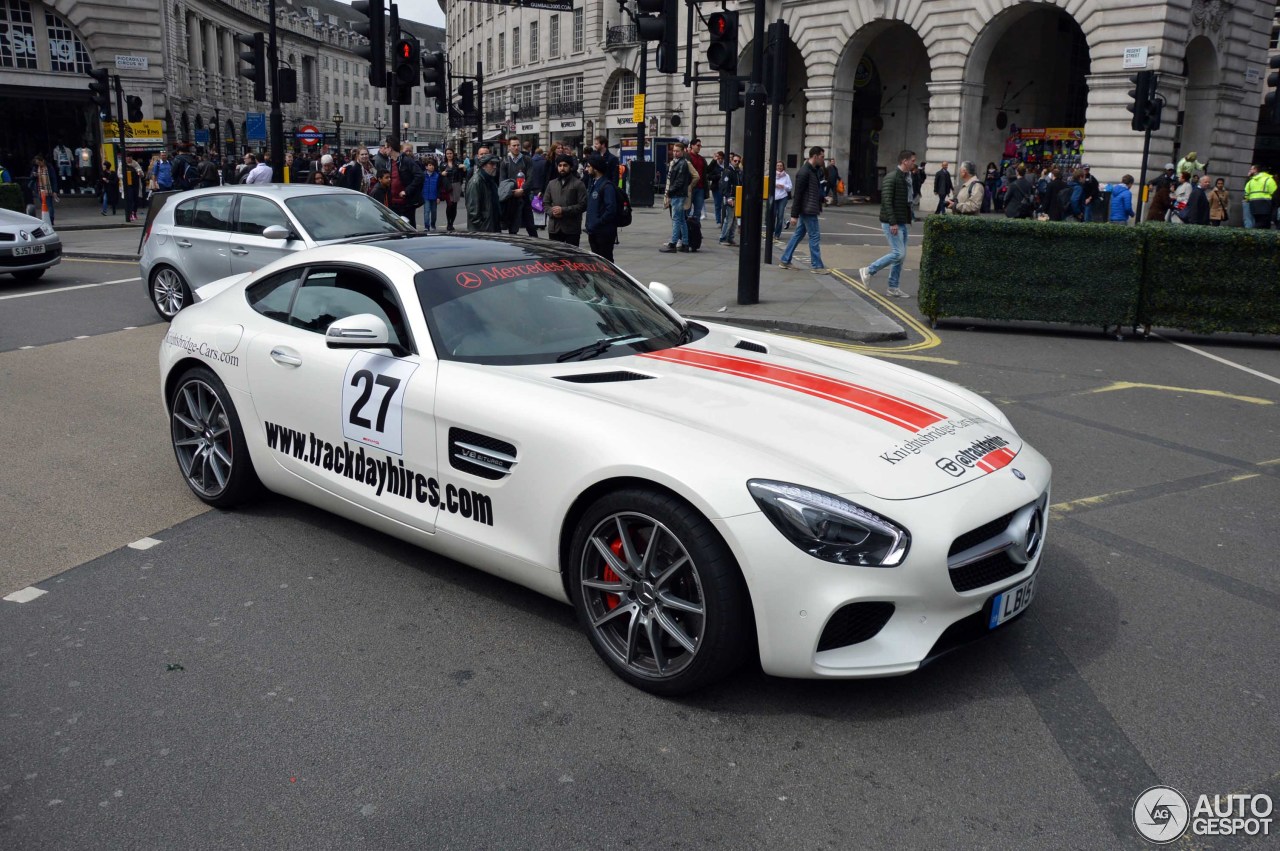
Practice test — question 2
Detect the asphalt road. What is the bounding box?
[0,256,155,351]
[1,255,1277,849]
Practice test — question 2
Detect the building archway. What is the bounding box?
[1176,36,1219,169]
[832,22,931,198]
[961,4,1090,175]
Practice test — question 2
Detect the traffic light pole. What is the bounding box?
[1135,126,1152,223]
[268,0,284,181]
[636,42,647,162]
[735,0,767,305]
[389,2,401,150]
[113,74,127,177]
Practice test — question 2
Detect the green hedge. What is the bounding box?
[0,183,24,213]
[1136,222,1280,335]
[920,216,1143,329]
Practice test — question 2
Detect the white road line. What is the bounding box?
[1154,334,1280,387]
[4,586,48,603]
[0,277,141,300]
[128,537,162,550]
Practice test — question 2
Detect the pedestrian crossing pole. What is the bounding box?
[735,0,767,305]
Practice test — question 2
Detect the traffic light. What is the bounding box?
[1126,70,1155,132]
[276,67,297,103]
[392,38,419,105]
[707,11,738,75]
[636,0,678,74]
[719,76,745,112]
[457,80,475,117]
[87,68,112,119]
[237,32,267,102]
[1146,93,1165,132]
[126,95,144,123]
[422,51,447,113]
[1266,55,1280,125]
[765,20,790,106]
[352,0,386,88]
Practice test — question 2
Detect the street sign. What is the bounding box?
[194,129,210,144]
[246,112,268,141]
[296,124,322,146]
[1123,46,1149,70]
[467,0,570,10]
[114,54,149,71]
[101,119,164,144]
[632,94,646,124]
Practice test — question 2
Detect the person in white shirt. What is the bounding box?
[771,161,793,240]
[242,153,273,184]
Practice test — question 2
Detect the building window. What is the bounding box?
[572,8,583,53]
[512,27,520,64]
[607,72,636,111]
[323,55,329,70]
[343,79,349,96]
[323,77,330,93]
[486,37,492,70]
[549,15,560,58]
[343,60,349,74]
[44,11,92,74]
[529,21,539,62]
[364,105,369,123]
[1,0,38,70]
[498,32,505,70]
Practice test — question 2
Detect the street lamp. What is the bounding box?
[373,113,385,145]
[402,118,409,147]
[333,112,344,157]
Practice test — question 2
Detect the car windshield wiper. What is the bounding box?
[556,334,647,363]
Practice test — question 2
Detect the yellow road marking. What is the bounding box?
[798,340,959,364]
[1077,381,1273,406]
[829,269,942,353]
[1051,461,1278,516]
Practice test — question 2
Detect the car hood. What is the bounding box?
[527,328,1023,500]
[0,207,46,230]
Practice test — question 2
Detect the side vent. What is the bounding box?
[555,371,656,384]
[734,339,769,354]
[449,428,517,480]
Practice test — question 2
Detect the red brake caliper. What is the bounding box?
[603,538,624,610]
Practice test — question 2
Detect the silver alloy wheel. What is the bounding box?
[579,512,706,679]
[153,268,186,318]
[171,379,233,498]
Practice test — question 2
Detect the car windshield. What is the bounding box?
[284,193,414,241]
[415,256,696,365]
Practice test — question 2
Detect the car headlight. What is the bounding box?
[747,480,910,567]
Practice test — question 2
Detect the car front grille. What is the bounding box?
[947,497,1046,592]
[816,602,895,652]
[949,551,1022,593]
[0,232,14,242]
[948,511,1016,557]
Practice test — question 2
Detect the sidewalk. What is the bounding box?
[54,194,907,343]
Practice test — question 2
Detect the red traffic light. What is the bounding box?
[400,42,412,59]
[709,12,728,37]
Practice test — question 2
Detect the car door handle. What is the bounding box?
[230,247,249,255]
[269,347,302,367]
[176,239,192,248]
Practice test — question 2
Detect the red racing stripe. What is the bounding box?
[639,348,945,431]
[976,446,1017,473]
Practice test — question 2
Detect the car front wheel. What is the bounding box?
[150,266,191,321]
[169,366,258,508]
[569,488,751,695]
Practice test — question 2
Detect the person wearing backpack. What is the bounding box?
[171,148,199,191]
[1044,168,1068,221]
[718,152,742,246]
[584,154,619,262]
[1003,164,1036,219]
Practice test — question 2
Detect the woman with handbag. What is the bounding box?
[1208,178,1229,226]
[441,149,465,232]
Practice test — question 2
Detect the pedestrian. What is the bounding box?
[1169,172,1193,224]
[99,160,119,216]
[122,154,143,222]
[771,160,792,239]
[1044,167,1068,221]
[1035,167,1052,216]
[584,154,618,262]
[543,154,587,247]
[1146,181,1172,224]
[389,143,424,227]
[1061,169,1085,221]
[465,154,502,233]
[1243,164,1275,229]
[779,145,829,274]
[528,146,549,204]
[1176,151,1205,182]
[660,140,696,253]
[421,159,441,231]
[369,168,393,206]
[688,138,708,221]
[171,147,198,191]
[707,151,724,225]
[26,155,58,223]
[824,157,842,206]
[945,161,984,215]
[933,161,953,215]
[1209,177,1230,226]
[441,148,466,231]
[239,153,270,184]
[982,162,999,213]
[1003,164,1036,219]
[1181,175,1211,225]
[592,136,620,185]
[309,169,328,185]
[148,149,173,192]
[1108,174,1134,224]
[718,152,741,246]
[858,149,916,297]
[499,138,536,236]
[1080,165,1101,222]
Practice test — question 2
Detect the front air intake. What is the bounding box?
[734,340,769,354]
[816,602,895,651]
[449,428,517,480]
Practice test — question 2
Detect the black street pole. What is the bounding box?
[636,41,647,162]
[335,119,343,158]
[268,0,284,182]
[1135,126,1152,223]
[763,19,786,265]
[736,0,767,305]
[112,73,127,175]
[691,61,699,141]
[389,2,401,150]
[476,61,484,157]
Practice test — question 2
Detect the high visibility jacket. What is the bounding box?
[1244,172,1277,200]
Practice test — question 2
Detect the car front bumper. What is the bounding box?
[0,237,62,273]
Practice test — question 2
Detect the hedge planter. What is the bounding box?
[1136,222,1280,336]
[920,216,1143,330]
[0,183,24,214]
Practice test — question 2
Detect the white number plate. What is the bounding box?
[13,244,46,257]
[988,573,1035,629]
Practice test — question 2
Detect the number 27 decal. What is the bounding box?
[341,352,419,455]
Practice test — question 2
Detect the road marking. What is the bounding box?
[4,586,48,603]
[1075,380,1273,406]
[1153,333,1280,387]
[1051,458,1280,516]
[63,258,139,265]
[829,269,943,353]
[0,277,141,300]
[128,537,162,550]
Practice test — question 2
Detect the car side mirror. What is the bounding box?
[262,225,291,240]
[325,313,390,349]
[647,281,675,305]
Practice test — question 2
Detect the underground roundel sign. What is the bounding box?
[297,124,321,146]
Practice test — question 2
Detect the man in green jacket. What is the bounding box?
[1243,164,1276,230]
[859,149,917,298]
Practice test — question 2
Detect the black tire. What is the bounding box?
[168,366,259,508]
[568,488,751,696]
[12,268,46,281]
[150,265,192,321]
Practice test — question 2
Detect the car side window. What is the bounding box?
[193,194,234,231]
[236,196,291,236]
[246,267,306,323]
[289,267,411,350]
[173,199,196,228]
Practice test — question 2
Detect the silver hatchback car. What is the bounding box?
[139,184,413,320]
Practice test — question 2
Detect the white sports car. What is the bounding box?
[159,234,1051,695]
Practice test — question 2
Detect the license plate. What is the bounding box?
[13,244,45,257]
[988,573,1035,629]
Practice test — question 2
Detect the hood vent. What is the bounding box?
[556,371,655,384]
[734,339,769,354]
[449,428,517,480]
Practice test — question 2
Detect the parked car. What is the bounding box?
[0,207,61,281]
[158,232,1052,695]
[139,184,413,320]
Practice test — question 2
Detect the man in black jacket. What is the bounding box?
[1182,175,1211,225]
[1003,164,1036,219]
[933,162,953,215]
[718,152,741,245]
[499,139,536,236]
[859,149,916,296]
[779,146,829,273]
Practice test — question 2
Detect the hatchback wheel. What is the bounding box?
[169,367,258,508]
[151,266,191,321]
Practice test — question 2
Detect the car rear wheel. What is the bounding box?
[169,366,259,508]
[569,488,750,695]
[151,266,191,321]
[12,268,46,281]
